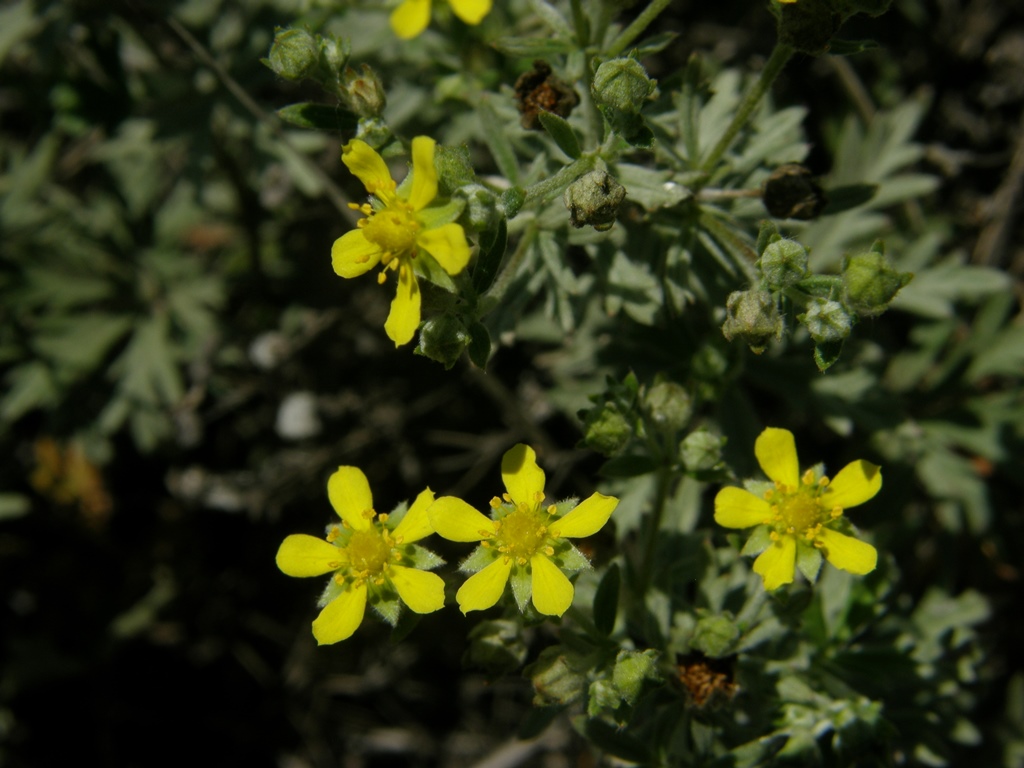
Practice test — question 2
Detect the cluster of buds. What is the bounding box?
[722,223,911,370]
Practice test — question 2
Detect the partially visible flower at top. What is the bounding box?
[428,444,619,617]
[276,467,445,644]
[390,0,493,39]
[714,427,881,591]
[333,137,471,346]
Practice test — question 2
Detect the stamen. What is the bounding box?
[802,469,816,485]
[819,476,830,487]
[489,497,502,508]
[544,546,554,556]
[517,556,527,566]
[764,489,775,500]
[379,513,389,522]
[547,504,557,515]
[377,271,387,285]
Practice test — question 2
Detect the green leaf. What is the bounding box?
[276,102,358,133]
[491,36,574,57]
[582,717,651,763]
[477,98,520,185]
[0,493,30,520]
[33,313,134,377]
[467,321,491,370]
[1,362,59,421]
[473,217,507,294]
[0,0,40,67]
[633,31,679,57]
[592,563,620,636]
[537,111,581,159]
[814,340,844,372]
[821,184,877,214]
[827,38,881,56]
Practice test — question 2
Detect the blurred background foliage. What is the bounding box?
[1,0,1022,766]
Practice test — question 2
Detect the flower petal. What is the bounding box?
[752,535,796,590]
[327,466,374,531]
[408,136,438,211]
[456,557,512,614]
[276,534,345,577]
[530,554,574,616]
[428,496,494,541]
[550,493,617,539]
[390,0,431,39]
[416,223,470,275]
[824,460,882,510]
[714,487,772,529]
[342,140,395,198]
[755,427,800,488]
[384,262,421,346]
[332,229,383,278]
[817,528,877,575]
[501,444,545,508]
[448,0,491,25]
[391,487,436,544]
[312,583,367,644]
[389,565,445,613]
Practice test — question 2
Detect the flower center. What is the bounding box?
[361,203,420,255]
[775,490,822,534]
[495,503,548,562]
[346,528,392,575]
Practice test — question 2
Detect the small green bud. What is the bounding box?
[799,297,853,343]
[679,429,726,473]
[721,290,783,353]
[581,404,632,456]
[317,33,350,75]
[563,170,626,231]
[355,116,391,149]
[500,186,526,219]
[464,619,528,676]
[456,183,499,231]
[841,249,912,317]
[527,647,587,706]
[758,238,809,290]
[777,2,842,55]
[264,27,319,81]
[762,163,827,220]
[339,64,386,117]
[691,614,740,657]
[611,649,661,704]
[591,58,657,142]
[416,315,470,369]
[587,679,621,716]
[643,381,693,434]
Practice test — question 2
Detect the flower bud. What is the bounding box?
[264,27,319,81]
[679,429,726,473]
[318,34,350,75]
[758,238,808,290]
[416,314,470,369]
[464,619,528,676]
[762,163,827,220]
[581,404,632,456]
[355,116,392,149]
[563,170,626,231]
[643,381,693,434]
[841,247,912,317]
[690,614,740,658]
[591,58,657,142]
[527,647,587,706]
[799,297,853,343]
[339,64,386,117]
[611,649,660,704]
[721,290,783,354]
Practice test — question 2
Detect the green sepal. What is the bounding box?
[370,586,402,626]
[593,563,620,636]
[510,564,532,611]
[401,544,445,571]
[756,220,780,256]
[795,540,823,583]
[472,217,508,294]
[276,102,358,133]
[416,198,465,229]
[467,321,491,370]
[552,542,590,572]
[813,339,844,372]
[461,544,498,574]
[538,111,582,159]
[741,525,773,557]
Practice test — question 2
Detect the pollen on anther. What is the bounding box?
[764,489,775,500]
[819,476,830,487]
[489,497,502,508]
[546,505,557,515]
[377,271,387,285]
[502,493,512,503]
[516,556,527,566]
[544,546,554,556]
[830,508,842,519]
[802,469,816,485]
[379,513,389,522]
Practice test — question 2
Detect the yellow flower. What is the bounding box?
[428,444,619,616]
[390,0,493,39]
[276,467,445,644]
[714,427,881,591]
[333,136,471,346]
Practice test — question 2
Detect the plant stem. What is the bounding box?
[522,154,597,205]
[637,465,673,597]
[700,42,794,175]
[606,0,675,58]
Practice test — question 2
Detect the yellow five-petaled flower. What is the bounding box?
[714,427,881,591]
[390,0,493,39]
[428,444,619,617]
[276,466,445,644]
[333,136,471,346]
